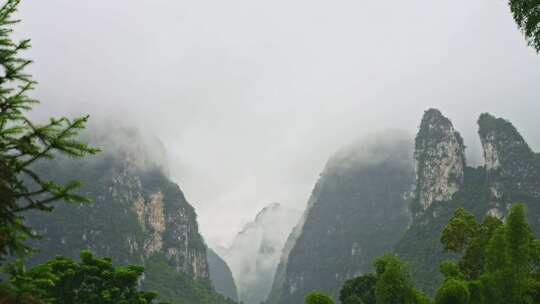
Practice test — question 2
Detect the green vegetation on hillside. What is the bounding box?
[436,204,540,303]
[268,132,414,304]
[338,254,429,304]
[335,203,540,304]
[142,254,238,304]
[1,251,169,304]
[395,166,489,294]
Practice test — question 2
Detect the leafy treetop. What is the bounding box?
[0,250,171,304]
[305,292,335,304]
[437,204,540,303]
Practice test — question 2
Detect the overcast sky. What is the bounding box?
[18,0,540,246]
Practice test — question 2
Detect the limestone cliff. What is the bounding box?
[25,126,233,304]
[478,113,540,217]
[396,110,540,294]
[412,109,465,216]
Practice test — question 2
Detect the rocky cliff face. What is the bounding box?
[25,127,233,304]
[267,131,414,304]
[412,109,466,216]
[478,113,540,217]
[208,248,239,302]
[219,203,301,304]
[396,110,540,294]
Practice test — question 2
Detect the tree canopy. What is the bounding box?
[305,291,335,304]
[437,204,540,303]
[0,250,170,304]
[338,203,540,304]
[339,255,429,304]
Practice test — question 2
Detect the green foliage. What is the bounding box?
[434,279,469,304]
[440,208,478,253]
[339,255,429,304]
[0,250,169,304]
[441,210,503,281]
[374,255,423,304]
[340,273,376,304]
[437,203,540,304]
[509,0,540,52]
[438,261,462,280]
[0,0,98,260]
[304,291,334,304]
[142,253,237,304]
[341,203,540,304]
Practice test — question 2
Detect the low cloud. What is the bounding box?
[17,0,540,245]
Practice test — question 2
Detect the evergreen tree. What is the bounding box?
[0,0,98,260]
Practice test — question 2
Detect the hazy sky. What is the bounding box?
[18,0,540,246]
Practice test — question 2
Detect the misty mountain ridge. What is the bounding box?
[218,203,301,304]
[6,0,540,302]
[267,130,415,303]
[19,108,540,304]
[266,108,540,302]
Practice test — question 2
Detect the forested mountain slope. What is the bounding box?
[24,126,236,304]
[267,131,414,303]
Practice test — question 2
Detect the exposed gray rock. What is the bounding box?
[413,109,465,216]
[478,113,540,206]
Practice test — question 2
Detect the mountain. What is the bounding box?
[395,109,540,294]
[208,248,239,302]
[219,203,301,304]
[266,130,414,303]
[24,126,236,304]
